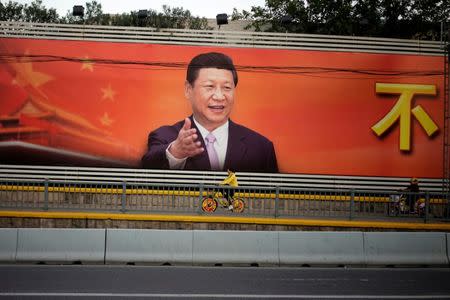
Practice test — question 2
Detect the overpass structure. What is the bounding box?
[0,164,449,231]
[0,21,449,230]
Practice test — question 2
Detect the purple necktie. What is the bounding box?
[205,133,220,170]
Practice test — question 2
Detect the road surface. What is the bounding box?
[1,265,449,299]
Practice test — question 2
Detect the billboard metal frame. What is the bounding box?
[0,21,445,56]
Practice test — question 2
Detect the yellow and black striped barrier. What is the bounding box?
[1,210,450,231]
[0,184,447,204]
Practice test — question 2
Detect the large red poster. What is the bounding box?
[0,37,444,177]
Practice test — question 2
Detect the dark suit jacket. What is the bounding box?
[141,117,278,173]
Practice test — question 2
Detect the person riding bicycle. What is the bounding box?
[404,177,420,213]
[220,169,238,210]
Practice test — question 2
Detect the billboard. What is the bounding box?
[0,37,444,177]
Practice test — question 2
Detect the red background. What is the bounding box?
[0,37,444,177]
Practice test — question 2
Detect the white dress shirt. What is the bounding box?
[166,117,229,170]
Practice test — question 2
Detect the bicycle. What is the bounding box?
[388,194,409,216]
[201,190,245,213]
[388,193,425,216]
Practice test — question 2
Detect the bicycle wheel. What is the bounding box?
[232,198,245,213]
[389,203,399,217]
[202,197,218,213]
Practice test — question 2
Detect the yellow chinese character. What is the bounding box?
[371,83,438,151]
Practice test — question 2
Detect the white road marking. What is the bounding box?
[0,293,449,299]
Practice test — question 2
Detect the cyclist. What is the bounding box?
[220,169,238,210]
[404,177,420,213]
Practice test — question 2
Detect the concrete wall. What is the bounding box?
[0,229,448,266]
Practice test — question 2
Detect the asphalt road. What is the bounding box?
[1,265,450,299]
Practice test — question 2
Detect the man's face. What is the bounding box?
[185,68,235,132]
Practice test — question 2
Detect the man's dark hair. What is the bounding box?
[186,52,238,87]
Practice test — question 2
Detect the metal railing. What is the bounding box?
[0,21,445,55]
[1,179,448,223]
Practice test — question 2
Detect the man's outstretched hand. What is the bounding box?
[169,118,204,159]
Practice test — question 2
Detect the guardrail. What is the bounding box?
[1,229,449,266]
[0,21,445,55]
[1,178,448,222]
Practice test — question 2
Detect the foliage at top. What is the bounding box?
[0,0,211,30]
[1,0,449,39]
[232,0,449,40]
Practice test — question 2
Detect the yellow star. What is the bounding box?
[101,84,116,101]
[81,56,94,72]
[100,112,114,126]
[11,53,53,88]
